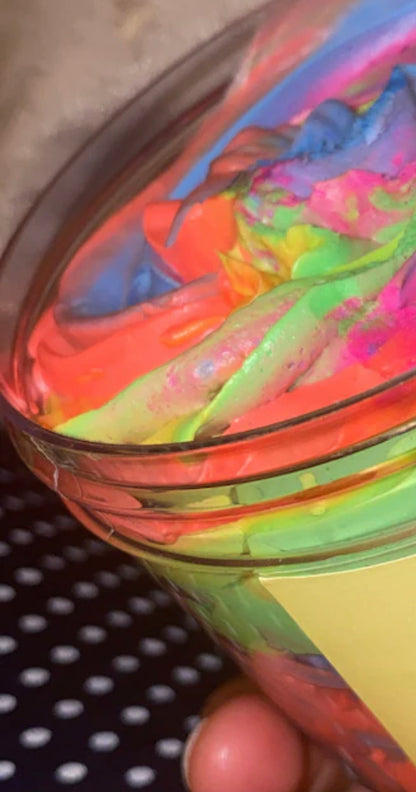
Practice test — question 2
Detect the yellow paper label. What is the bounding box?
[261,554,416,763]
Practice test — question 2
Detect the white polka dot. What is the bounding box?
[78,625,107,644]
[64,546,87,563]
[18,615,47,633]
[95,570,119,588]
[23,490,44,507]
[112,655,140,673]
[106,610,133,628]
[14,567,43,586]
[172,666,200,685]
[196,653,223,672]
[55,762,88,784]
[149,590,171,607]
[50,645,80,664]
[53,699,84,719]
[146,685,175,704]
[117,563,140,581]
[88,731,120,752]
[72,582,98,599]
[83,538,106,555]
[162,626,188,644]
[156,738,183,759]
[0,584,15,602]
[47,597,74,615]
[19,668,50,687]
[139,638,166,657]
[121,706,150,726]
[3,495,24,510]
[184,715,201,732]
[33,520,56,537]
[9,528,32,545]
[0,636,17,655]
[182,614,199,631]
[41,555,66,571]
[20,727,52,748]
[0,694,17,714]
[128,597,155,615]
[84,676,114,695]
[0,541,10,557]
[0,761,15,780]
[125,766,156,788]
[55,515,76,531]
[0,468,14,483]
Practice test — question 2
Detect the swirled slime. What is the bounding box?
[24,3,416,790]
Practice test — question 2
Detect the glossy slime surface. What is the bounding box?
[19,2,416,791]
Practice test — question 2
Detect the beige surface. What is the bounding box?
[0,0,262,249]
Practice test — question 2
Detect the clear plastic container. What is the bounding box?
[2,4,416,790]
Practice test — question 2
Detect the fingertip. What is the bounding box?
[182,719,207,790]
[183,693,305,792]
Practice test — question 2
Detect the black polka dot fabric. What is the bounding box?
[0,433,233,791]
